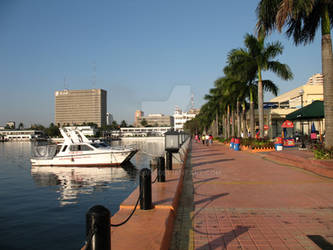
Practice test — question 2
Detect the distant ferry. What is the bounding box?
[30,127,137,167]
[0,130,44,141]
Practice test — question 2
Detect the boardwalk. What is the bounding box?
[171,142,333,250]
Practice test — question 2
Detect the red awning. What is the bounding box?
[281,120,294,128]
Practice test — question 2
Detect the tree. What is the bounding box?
[227,33,292,138]
[18,122,24,130]
[140,118,148,127]
[256,0,333,148]
[45,123,60,137]
[120,120,127,127]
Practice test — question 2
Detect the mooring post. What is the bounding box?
[86,205,111,250]
[165,151,172,170]
[157,156,165,182]
[140,168,152,210]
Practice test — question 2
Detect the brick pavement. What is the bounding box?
[172,142,333,250]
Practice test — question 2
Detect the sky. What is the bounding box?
[0,0,322,127]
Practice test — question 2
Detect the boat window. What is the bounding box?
[56,145,62,154]
[62,145,68,152]
[91,142,109,148]
[70,144,93,151]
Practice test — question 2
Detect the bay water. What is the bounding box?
[0,139,164,250]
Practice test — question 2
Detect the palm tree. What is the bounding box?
[257,0,333,148]
[227,34,292,138]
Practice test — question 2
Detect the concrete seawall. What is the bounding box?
[109,138,191,249]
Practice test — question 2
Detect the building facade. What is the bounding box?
[134,110,144,126]
[173,108,200,131]
[55,89,107,127]
[245,73,324,138]
[137,114,174,127]
[106,113,113,126]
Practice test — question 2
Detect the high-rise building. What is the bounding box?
[106,112,113,126]
[134,110,144,126]
[55,89,107,127]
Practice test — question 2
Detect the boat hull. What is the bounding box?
[30,150,137,167]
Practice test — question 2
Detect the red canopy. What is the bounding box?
[281,120,294,128]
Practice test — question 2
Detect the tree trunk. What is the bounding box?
[216,111,219,137]
[222,114,226,138]
[242,102,247,138]
[258,69,264,139]
[250,90,255,138]
[227,106,230,138]
[231,108,235,137]
[322,15,333,148]
[237,99,241,137]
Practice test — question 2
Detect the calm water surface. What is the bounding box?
[0,139,163,250]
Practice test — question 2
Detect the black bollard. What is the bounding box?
[139,168,152,210]
[86,205,111,250]
[165,151,172,170]
[157,156,166,182]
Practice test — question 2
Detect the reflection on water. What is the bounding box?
[31,164,138,206]
[0,139,164,250]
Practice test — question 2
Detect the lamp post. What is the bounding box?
[299,89,304,135]
[164,130,180,170]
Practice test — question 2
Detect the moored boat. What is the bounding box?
[30,127,138,167]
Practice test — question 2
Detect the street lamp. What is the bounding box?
[164,130,180,170]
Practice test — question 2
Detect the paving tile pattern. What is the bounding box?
[173,142,333,250]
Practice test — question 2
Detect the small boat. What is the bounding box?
[30,127,138,167]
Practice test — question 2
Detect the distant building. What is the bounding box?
[246,73,324,138]
[137,114,174,127]
[106,113,113,126]
[269,73,323,108]
[0,130,44,141]
[120,127,171,137]
[173,107,200,131]
[55,89,107,127]
[134,110,144,126]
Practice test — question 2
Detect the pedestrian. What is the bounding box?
[195,134,199,143]
[202,135,205,145]
[205,134,209,146]
[209,134,213,145]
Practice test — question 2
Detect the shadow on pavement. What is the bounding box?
[196,225,250,250]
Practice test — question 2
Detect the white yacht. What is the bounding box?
[30,127,137,167]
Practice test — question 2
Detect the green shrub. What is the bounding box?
[311,143,333,160]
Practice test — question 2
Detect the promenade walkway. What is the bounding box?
[171,142,333,250]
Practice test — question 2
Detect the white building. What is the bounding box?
[173,107,199,131]
[0,130,44,141]
[106,113,113,126]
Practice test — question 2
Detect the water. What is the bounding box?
[0,139,164,250]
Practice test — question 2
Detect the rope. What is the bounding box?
[152,175,158,184]
[110,194,141,227]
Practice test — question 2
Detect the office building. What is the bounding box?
[55,89,107,127]
[173,107,200,131]
[134,110,144,126]
[106,113,113,126]
[137,114,174,127]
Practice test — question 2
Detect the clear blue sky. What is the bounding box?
[0,0,322,127]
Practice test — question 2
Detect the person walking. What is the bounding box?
[202,135,205,145]
[195,134,199,143]
[205,134,209,146]
[209,134,213,145]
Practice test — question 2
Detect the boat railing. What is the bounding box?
[111,144,138,151]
